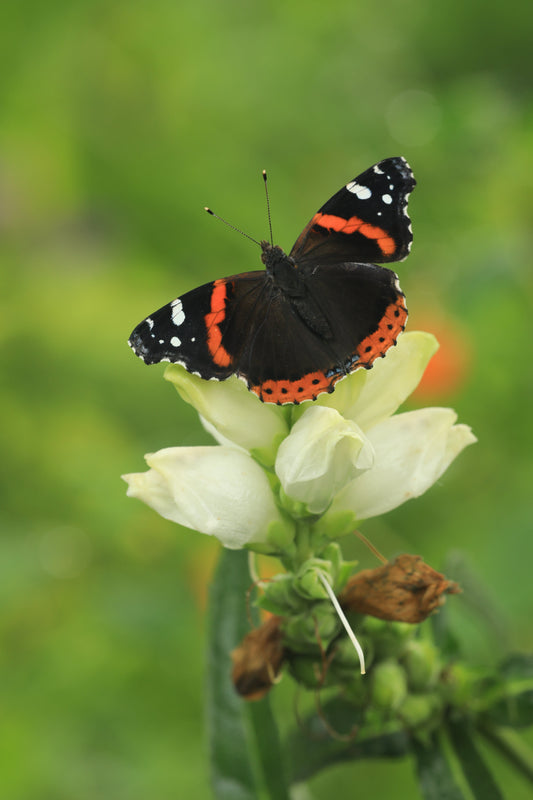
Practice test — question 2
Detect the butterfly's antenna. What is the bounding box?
[204,207,261,247]
[262,170,274,245]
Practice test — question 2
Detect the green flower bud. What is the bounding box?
[342,673,370,707]
[441,662,480,708]
[362,617,415,659]
[288,653,333,690]
[402,640,441,692]
[329,635,374,683]
[370,660,408,713]
[316,509,358,540]
[256,574,305,616]
[294,560,333,600]
[398,692,444,733]
[265,517,296,552]
[283,603,340,653]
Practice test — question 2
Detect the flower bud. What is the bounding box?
[258,574,307,616]
[282,604,340,653]
[361,617,415,659]
[398,692,444,733]
[370,660,408,713]
[329,635,374,683]
[402,640,441,692]
[294,560,334,600]
[287,653,332,690]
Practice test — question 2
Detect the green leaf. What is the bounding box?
[447,721,504,799]
[248,697,290,800]
[483,684,533,728]
[482,656,533,728]
[500,654,533,680]
[206,548,289,800]
[478,724,533,785]
[412,734,466,800]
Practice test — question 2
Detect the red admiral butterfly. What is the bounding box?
[129,157,415,404]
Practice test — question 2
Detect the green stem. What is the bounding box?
[292,519,313,568]
[478,723,533,784]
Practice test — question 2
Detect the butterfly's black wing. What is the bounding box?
[290,157,415,267]
[129,272,266,380]
[129,157,414,404]
[128,261,407,405]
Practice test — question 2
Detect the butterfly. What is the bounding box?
[129,157,415,404]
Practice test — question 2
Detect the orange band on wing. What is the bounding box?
[205,279,233,368]
[250,370,336,404]
[313,213,396,257]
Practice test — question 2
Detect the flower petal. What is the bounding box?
[276,405,374,514]
[328,407,476,520]
[342,331,439,430]
[123,446,292,549]
[164,364,289,465]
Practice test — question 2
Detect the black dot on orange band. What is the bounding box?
[265,388,273,394]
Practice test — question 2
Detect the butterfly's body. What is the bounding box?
[129,157,415,404]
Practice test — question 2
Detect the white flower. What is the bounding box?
[275,406,374,514]
[275,331,475,521]
[327,407,476,522]
[124,331,476,550]
[164,364,288,464]
[122,446,293,550]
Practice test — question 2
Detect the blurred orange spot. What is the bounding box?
[412,313,473,400]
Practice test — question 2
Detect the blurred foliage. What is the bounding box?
[0,0,532,797]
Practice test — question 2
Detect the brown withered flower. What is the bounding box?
[339,554,460,623]
[231,615,285,701]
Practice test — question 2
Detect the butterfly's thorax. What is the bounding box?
[261,240,332,338]
[261,241,303,296]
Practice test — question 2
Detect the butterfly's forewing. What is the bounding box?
[290,157,415,266]
[128,271,266,379]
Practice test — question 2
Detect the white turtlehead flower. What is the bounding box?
[274,330,475,521]
[275,406,374,514]
[164,364,288,465]
[122,446,292,550]
[327,407,476,522]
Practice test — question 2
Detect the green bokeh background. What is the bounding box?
[1,1,532,797]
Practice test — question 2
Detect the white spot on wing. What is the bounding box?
[382,194,393,204]
[171,298,185,326]
[373,165,384,175]
[346,181,372,199]
[170,336,181,347]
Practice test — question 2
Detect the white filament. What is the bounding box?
[318,572,366,675]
